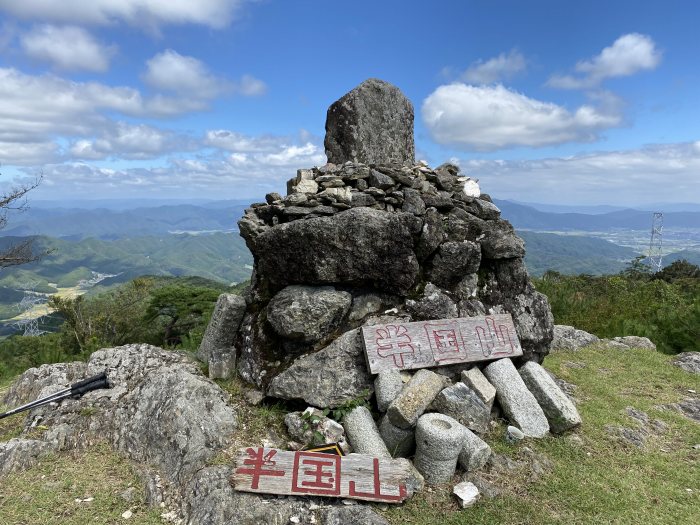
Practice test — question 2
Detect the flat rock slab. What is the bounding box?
[519,362,582,434]
[266,329,373,409]
[362,314,522,374]
[232,447,414,503]
[483,358,549,438]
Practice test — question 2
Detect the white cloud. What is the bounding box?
[422,83,621,151]
[143,50,226,98]
[548,33,662,89]
[24,132,327,199]
[21,25,115,72]
[237,74,267,96]
[461,49,526,84]
[69,122,195,160]
[0,66,225,165]
[143,50,264,99]
[462,142,700,205]
[0,0,244,30]
[204,130,290,152]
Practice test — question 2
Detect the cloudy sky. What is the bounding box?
[0,0,697,206]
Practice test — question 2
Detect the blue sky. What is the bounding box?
[0,0,698,206]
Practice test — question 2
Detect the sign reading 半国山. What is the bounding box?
[361,314,522,374]
[231,447,412,503]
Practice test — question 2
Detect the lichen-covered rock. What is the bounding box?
[0,439,54,476]
[266,329,373,408]
[266,285,351,343]
[185,466,318,525]
[405,283,458,320]
[387,369,446,429]
[672,352,700,374]
[325,78,415,166]
[552,325,600,351]
[428,241,481,289]
[3,345,238,490]
[250,208,421,295]
[379,415,415,458]
[430,382,490,434]
[343,406,391,458]
[375,368,404,413]
[519,361,582,434]
[483,358,549,438]
[3,361,87,407]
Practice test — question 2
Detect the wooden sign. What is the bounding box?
[361,314,522,374]
[231,447,412,503]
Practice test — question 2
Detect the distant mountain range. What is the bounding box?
[0,198,696,324]
[493,200,700,231]
[1,204,249,240]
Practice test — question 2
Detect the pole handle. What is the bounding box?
[71,372,107,390]
[71,377,110,397]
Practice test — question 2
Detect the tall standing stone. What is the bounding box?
[324,78,415,166]
[198,293,246,379]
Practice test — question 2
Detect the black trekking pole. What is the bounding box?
[0,372,110,420]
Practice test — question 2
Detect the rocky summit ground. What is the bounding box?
[0,340,697,525]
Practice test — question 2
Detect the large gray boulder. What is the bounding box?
[2,345,238,488]
[552,325,600,351]
[252,207,421,295]
[266,285,352,343]
[266,329,373,408]
[672,352,700,374]
[324,78,415,166]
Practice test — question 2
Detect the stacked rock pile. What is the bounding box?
[337,357,581,486]
[198,78,578,494]
[222,79,553,401]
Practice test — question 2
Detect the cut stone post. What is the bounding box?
[518,361,582,434]
[375,369,404,413]
[413,413,465,484]
[430,382,490,434]
[379,415,415,458]
[343,406,391,459]
[324,78,415,166]
[458,428,491,472]
[197,293,246,379]
[461,368,496,410]
[483,358,549,438]
[387,369,445,429]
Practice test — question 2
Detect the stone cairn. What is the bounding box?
[199,78,580,490]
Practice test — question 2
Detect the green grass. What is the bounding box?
[1,346,697,524]
[0,444,164,525]
[382,345,700,524]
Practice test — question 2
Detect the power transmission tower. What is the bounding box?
[647,212,663,273]
[13,282,47,337]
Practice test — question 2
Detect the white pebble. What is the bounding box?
[122,510,133,519]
